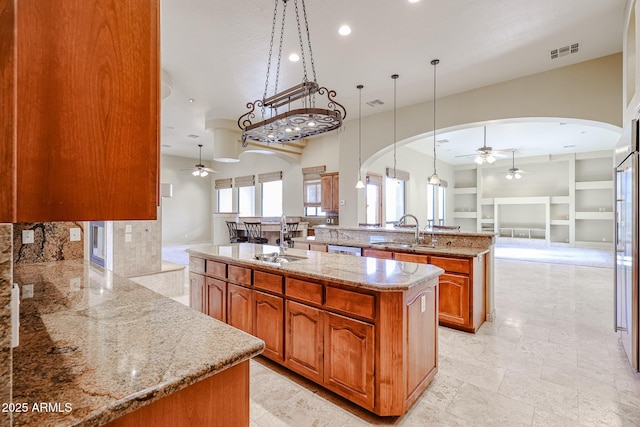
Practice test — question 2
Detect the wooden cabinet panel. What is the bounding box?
[286,278,323,305]
[254,291,284,363]
[206,278,226,322]
[285,301,324,383]
[430,256,471,275]
[190,257,205,274]
[228,265,251,286]
[189,273,206,314]
[254,270,283,294]
[320,172,339,212]
[393,252,429,264]
[227,283,253,334]
[0,0,14,222]
[11,0,160,222]
[362,248,393,259]
[309,243,328,252]
[324,313,375,409]
[325,286,375,322]
[438,273,470,327]
[405,286,437,399]
[206,260,227,279]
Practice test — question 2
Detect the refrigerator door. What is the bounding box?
[615,153,639,372]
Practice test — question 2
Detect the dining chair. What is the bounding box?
[244,222,268,244]
[226,221,248,243]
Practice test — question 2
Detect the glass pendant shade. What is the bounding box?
[355,179,365,189]
[428,172,441,185]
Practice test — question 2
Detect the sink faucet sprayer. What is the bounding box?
[280,214,288,253]
[397,214,420,244]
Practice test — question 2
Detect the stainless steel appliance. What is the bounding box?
[327,245,362,256]
[614,118,639,372]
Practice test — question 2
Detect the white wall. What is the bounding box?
[161,155,213,244]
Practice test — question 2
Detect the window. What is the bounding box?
[385,177,405,223]
[427,183,446,226]
[218,188,233,213]
[302,166,326,216]
[438,186,446,225]
[238,186,255,217]
[262,180,282,216]
[365,174,382,225]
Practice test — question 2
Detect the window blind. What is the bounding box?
[214,178,232,190]
[234,175,255,187]
[302,165,326,181]
[385,167,410,181]
[258,171,282,183]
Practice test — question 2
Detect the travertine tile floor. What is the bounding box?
[163,246,640,426]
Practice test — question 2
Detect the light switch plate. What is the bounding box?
[22,284,34,299]
[125,225,132,233]
[22,230,34,244]
[125,234,132,243]
[70,228,81,242]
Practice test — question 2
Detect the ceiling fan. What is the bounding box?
[187,144,217,177]
[456,126,513,164]
[505,150,530,180]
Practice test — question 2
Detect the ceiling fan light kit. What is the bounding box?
[192,144,216,177]
[237,0,346,146]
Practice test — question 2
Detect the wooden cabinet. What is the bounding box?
[324,312,375,409]
[227,283,253,335]
[254,291,284,363]
[320,172,340,212]
[206,278,227,322]
[285,300,324,383]
[362,248,394,259]
[1,0,160,222]
[189,273,206,314]
[437,274,470,327]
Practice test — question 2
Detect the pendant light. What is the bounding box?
[428,59,441,185]
[355,84,365,189]
[392,74,399,183]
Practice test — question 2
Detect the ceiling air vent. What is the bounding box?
[549,42,580,60]
[366,99,384,107]
[187,134,200,139]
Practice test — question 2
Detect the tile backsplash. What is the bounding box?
[13,222,83,264]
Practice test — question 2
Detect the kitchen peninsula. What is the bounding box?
[187,243,443,417]
[294,225,496,333]
[12,260,264,427]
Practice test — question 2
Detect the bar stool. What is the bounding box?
[277,222,299,248]
[244,222,268,244]
[226,221,247,243]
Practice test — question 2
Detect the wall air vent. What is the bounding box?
[549,42,580,60]
[187,134,200,139]
[366,99,384,107]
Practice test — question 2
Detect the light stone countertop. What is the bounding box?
[187,243,444,291]
[11,259,264,427]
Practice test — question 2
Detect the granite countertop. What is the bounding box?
[187,243,444,292]
[293,236,491,257]
[313,224,496,238]
[11,259,264,427]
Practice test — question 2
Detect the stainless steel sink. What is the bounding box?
[254,253,307,263]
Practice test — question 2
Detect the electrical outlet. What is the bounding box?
[22,230,34,244]
[125,225,132,233]
[70,228,81,242]
[125,234,132,243]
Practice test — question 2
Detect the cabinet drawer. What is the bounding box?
[393,252,429,264]
[189,257,205,274]
[286,278,323,305]
[228,265,252,286]
[429,256,470,275]
[206,260,227,279]
[309,243,327,252]
[362,248,393,259]
[325,286,375,322]
[254,270,283,294]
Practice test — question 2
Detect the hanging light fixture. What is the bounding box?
[474,126,497,165]
[506,150,523,180]
[428,59,441,185]
[355,84,365,189]
[191,144,217,177]
[237,0,346,146]
[391,74,399,183]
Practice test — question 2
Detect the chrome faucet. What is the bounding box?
[397,214,420,244]
[280,214,288,253]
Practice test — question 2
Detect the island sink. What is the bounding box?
[254,252,307,263]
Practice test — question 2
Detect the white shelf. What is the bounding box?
[453,187,477,195]
[479,218,495,223]
[575,181,613,190]
[550,219,570,225]
[453,211,478,218]
[575,211,614,220]
[550,196,570,204]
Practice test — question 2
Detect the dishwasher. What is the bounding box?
[327,245,362,256]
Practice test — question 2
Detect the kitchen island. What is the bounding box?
[187,243,444,417]
[12,259,264,427]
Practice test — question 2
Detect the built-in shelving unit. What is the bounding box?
[452,151,614,248]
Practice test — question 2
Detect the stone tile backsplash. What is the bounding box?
[13,222,83,264]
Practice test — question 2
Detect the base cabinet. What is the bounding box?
[227,283,253,335]
[285,300,324,383]
[324,312,375,409]
[254,291,284,363]
[437,273,469,327]
[189,272,206,314]
[207,278,227,322]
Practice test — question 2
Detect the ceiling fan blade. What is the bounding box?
[203,167,218,173]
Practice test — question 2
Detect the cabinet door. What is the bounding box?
[254,291,284,363]
[11,0,159,222]
[321,175,334,212]
[406,286,437,398]
[227,283,253,334]
[362,248,393,259]
[324,313,375,409]
[189,273,206,314]
[331,174,340,211]
[438,273,470,327]
[206,277,226,322]
[393,252,429,263]
[285,300,324,383]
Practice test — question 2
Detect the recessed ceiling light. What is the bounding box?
[288,53,300,62]
[338,25,351,36]
[188,98,195,103]
[408,0,420,3]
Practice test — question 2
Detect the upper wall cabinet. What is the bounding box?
[0,0,160,222]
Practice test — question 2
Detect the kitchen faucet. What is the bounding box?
[397,214,420,244]
[280,214,288,253]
